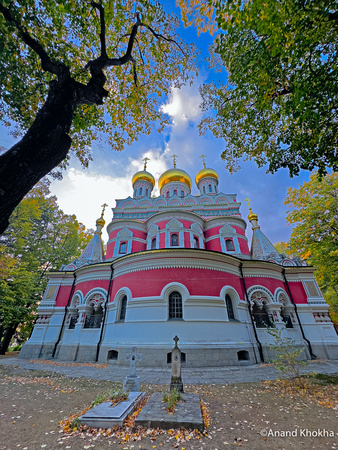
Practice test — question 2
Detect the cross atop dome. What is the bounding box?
[143,157,150,171]
[171,154,178,168]
[100,202,108,218]
[200,154,207,168]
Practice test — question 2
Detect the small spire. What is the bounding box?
[100,203,108,219]
[171,154,178,168]
[142,156,150,171]
[244,198,253,214]
[244,198,258,222]
[200,154,206,168]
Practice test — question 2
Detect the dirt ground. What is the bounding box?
[0,363,337,450]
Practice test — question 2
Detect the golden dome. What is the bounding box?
[96,217,105,227]
[158,168,192,190]
[248,211,258,221]
[195,168,219,186]
[132,170,155,188]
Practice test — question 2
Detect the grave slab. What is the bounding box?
[79,391,145,428]
[135,392,203,431]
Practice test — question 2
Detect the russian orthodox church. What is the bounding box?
[20,156,338,367]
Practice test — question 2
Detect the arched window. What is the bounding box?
[166,191,170,198]
[173,189,177,196]
[69,312,79,329]
[281,308,293,328]
[151,237,156,250]
[146,188,148,196]
[119,295,127,321]
[225,239,235,251]
[225,294,235,320]
[171,233,179,246]
[181,190,184,198]
[169,291,183,319]
[252,303,274,328]
[139,187,143,196]
[120,242,127,254]
[209,184,212,192]
[193,236,199,249]
[84,304,103,328]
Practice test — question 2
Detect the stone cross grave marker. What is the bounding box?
[123,347,142,392]
[170,335,184,392]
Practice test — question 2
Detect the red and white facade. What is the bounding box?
[20,165,338,366]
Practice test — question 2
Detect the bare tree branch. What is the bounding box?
[91,1,108,59]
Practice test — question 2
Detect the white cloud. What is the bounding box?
[160,83,202,129]
[49,148,168,241]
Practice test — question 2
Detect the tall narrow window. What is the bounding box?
[225,239,235,251]
[151,237,156,250]
[146,188,148,196]
[193,236,199,249]
[173,189,177,196]
[169,291,183,319]
[209,184,212,192]
[202,186,205,194]
[225,294,235,320]
[139,187,143,196]
[166,191,170,198]
[120,242,127,254]
[181,190,184,197]
[171,233,179,246]
[119,295,127,321]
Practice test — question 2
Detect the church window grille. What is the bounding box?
[69,313,79,329]
[225,294,235,320]
[119,295,127,321]
[84,305,103,329]
[225,239,235,251]
[120,242,127,253]
[193,236,199,249]
[252,303,274,328]
[281,309,293,328]
[169,291,183,319]
[171,233,179,246]
[151,237,156,250]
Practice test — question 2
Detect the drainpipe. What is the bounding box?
[239,262,264,362]
[282,268,316,359]
[52,272,77,358]
[96,264,114,362]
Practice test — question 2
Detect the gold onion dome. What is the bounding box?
[132,170,155,188]
[96,216,105,227]
[248,211,258,222]
[158,168,192,190]
[195,168,219,186]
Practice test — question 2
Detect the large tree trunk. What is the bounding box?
[0,323,18,354]
[0,79,78,234]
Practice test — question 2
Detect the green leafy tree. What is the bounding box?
[179,0,338,176]
[285,172,338,321]
[0,179,92,354]
[0,0,195,233]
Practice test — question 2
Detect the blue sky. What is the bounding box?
[0,4,310,246]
